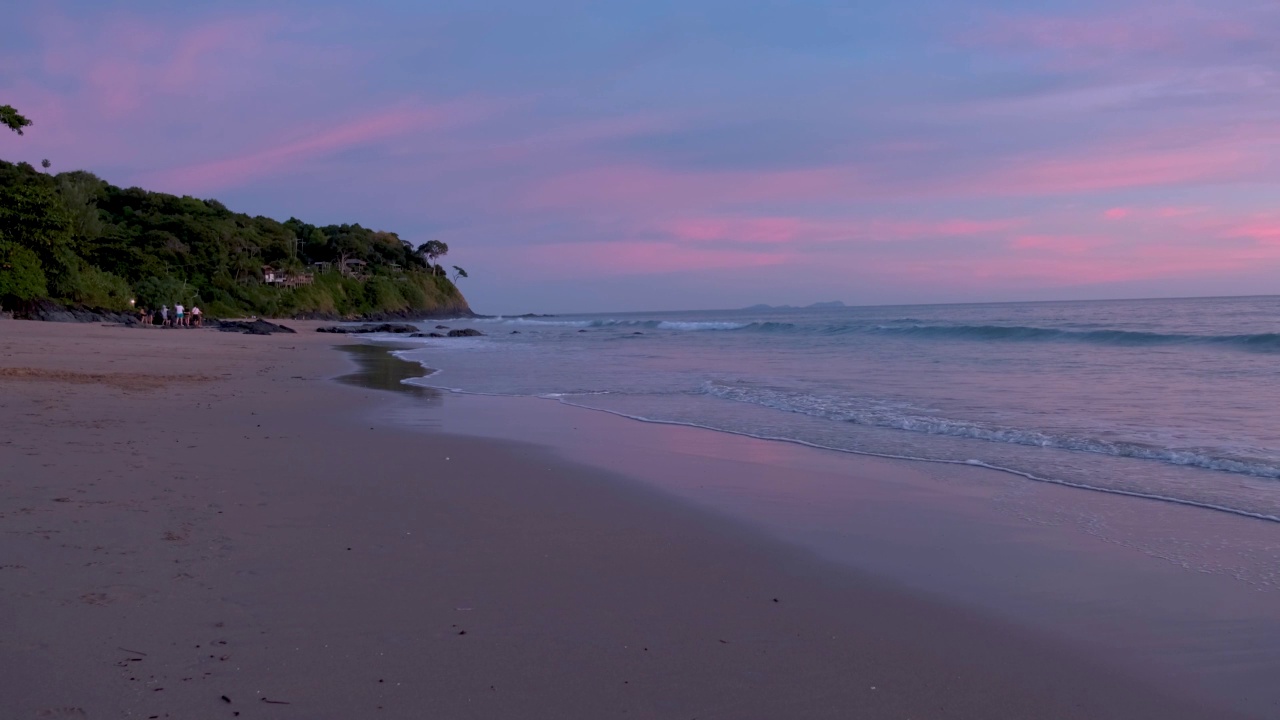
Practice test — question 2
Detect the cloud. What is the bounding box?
[147,102,484,194]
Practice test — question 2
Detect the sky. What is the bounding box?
[2,1,1279,313]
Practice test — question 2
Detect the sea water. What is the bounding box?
[387,296,1280,522]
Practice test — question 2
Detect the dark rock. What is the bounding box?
[446,328,484,337]
[429,332,445,338]
[510,330,521,334]
[316,323,419,334]
[17,299,138,325]
[215,319,297,335]
[577,329,588,333]
[435,325,450,329]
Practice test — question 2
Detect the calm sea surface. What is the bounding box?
[388,296,1280,522]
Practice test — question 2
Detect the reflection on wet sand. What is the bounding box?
[336,343,442,404]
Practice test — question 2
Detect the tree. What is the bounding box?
[451,265,468,282]
[41,159,50,169]
[0,240,49,307]
[1,105,32,135]
[416,239,448,267]
[0,180,74,272]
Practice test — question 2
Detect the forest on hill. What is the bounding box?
[0,156,470,319]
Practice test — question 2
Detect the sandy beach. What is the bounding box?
[0,319,1271,719]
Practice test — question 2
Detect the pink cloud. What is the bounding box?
[661,215,1021,247]
[965,6,1263,62]
[1009,234,1110,254]
[667,217,806,244]
[522,164,857,213]
[506,240,790,278]
[982,143,1262,196]
[147,102,484,194]
[1219,218,1280,246]
[1104,205,1209,221]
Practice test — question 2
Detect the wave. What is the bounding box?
[871,324,1280,352]
[552,396,1280,524]
[701,382,1280,481]
[485,318,799,332]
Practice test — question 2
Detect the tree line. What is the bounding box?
[0,106,470,318]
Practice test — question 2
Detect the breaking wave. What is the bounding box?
[701,382,1280,481]
[870,324,1280,352]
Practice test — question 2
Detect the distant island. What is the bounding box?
[0,157,470,320]
[743,301,846,311]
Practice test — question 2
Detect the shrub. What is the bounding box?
[0,240,48,307]
[59,264,133,310]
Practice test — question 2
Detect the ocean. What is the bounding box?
[384,295,1280,523]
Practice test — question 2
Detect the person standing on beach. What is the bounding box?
[160,305,170,327]
[190,305,202,328]
[175,303,185,327]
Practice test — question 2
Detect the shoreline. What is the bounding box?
[354,340,1280,713]
[1,320,1274,718]
[380,341,1280,525]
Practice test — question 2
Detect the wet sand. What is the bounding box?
[0,319,1266,718]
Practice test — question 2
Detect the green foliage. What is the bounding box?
[133,276,195,310]
[59,264,133,310]
[0,157,469,317]
[1,105,32,135]
[0,240,48,304]
[0,168,73,257]
[416,239,448,267]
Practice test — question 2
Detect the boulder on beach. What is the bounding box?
[447,328,484,337]
[316,323,420,334]
[215,319,297,335]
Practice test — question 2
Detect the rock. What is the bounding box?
[577,329,588,333]
[18,299,138,325]
[428,332,445,338]
[215,319,296,335]
[435,325,450,329]
[316,323,419,334]
[510,330,521,334]
[446,328,484,337]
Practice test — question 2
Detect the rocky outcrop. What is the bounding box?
[317,324,485,337]
[15,300,139,324]
[214,319,297,335]
[292,303,476,322]
[316,323,419,334]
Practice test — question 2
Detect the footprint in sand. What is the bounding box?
[79,585,149,606]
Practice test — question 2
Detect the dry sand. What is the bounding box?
[0,319,1254,718]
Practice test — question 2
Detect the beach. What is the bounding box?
[1,319,1274,719]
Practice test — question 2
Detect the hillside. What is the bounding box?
[0,159,470,319]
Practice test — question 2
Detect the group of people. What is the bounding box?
[137,303,203,328]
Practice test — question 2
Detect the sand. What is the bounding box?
[0,318,1261,719]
